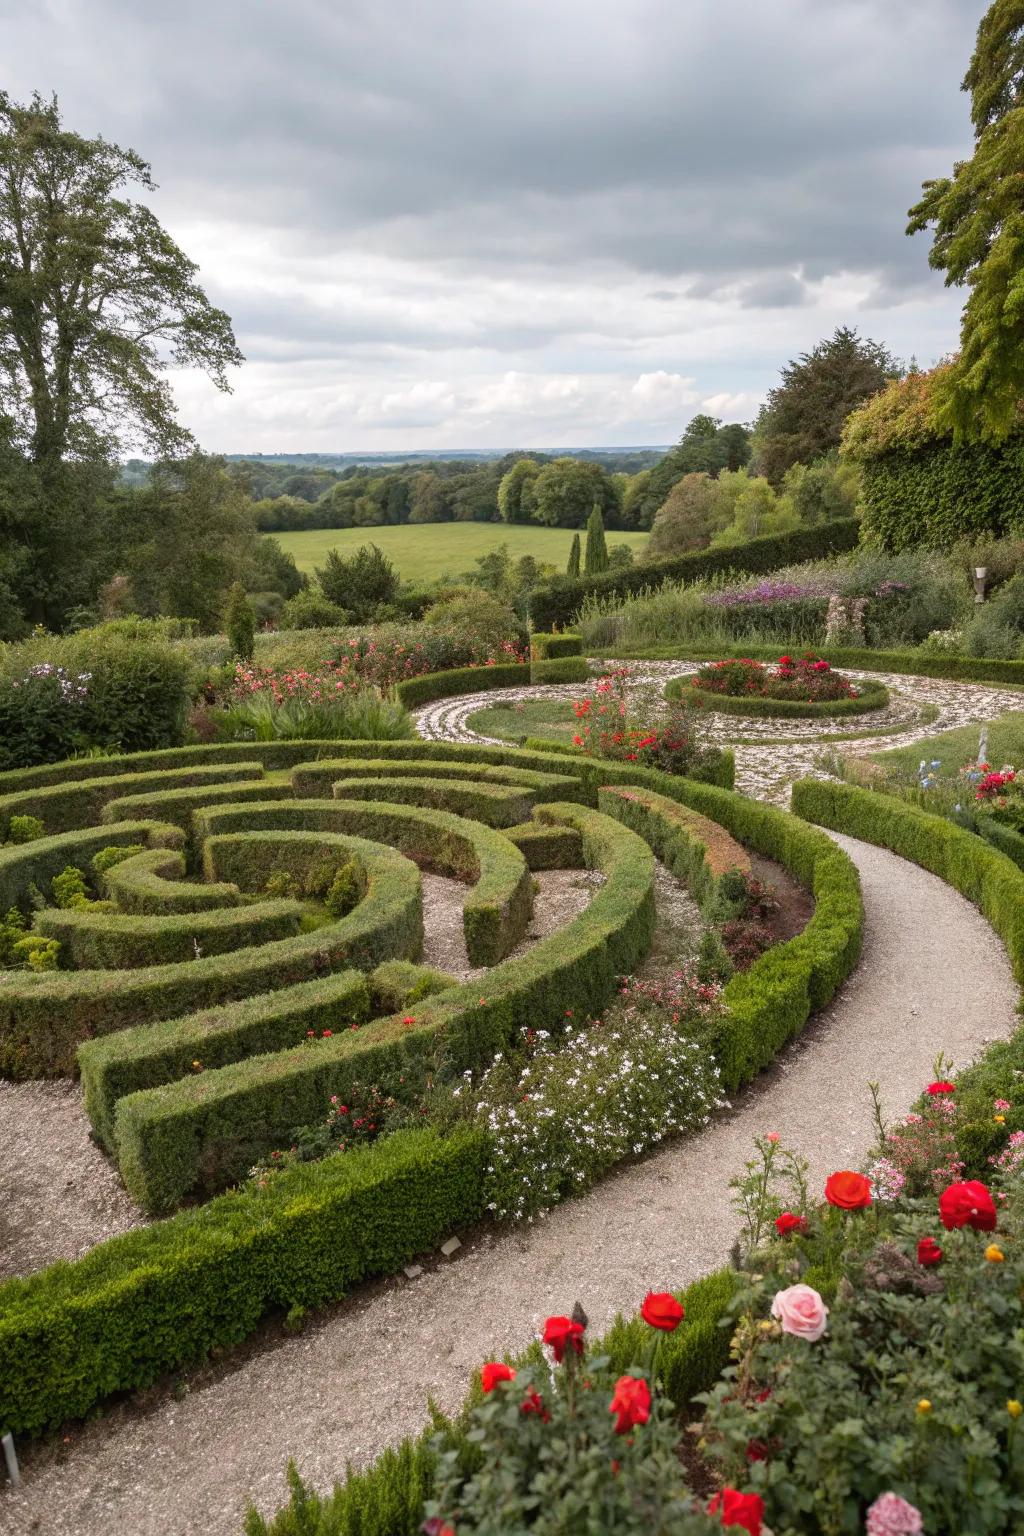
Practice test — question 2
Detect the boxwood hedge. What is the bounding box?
[668,673,891,719]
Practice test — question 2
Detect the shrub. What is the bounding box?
[529,632,583,660]
[278,587,351,630]
[316,544,399,621]
[6,814,44,844]
[225,582,256,661]
[216,669,416,742]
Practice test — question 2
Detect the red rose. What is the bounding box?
[939,1179,997,1232]
[520,1387,550,1422]
[917,1237,943,1267]
[640,1291,685,1331]
[927,1081,956,1096]
[824,1170,872,1210]
[543,1314,585,1363]
[775,1211,807,1237]
[609,1374,651,1435]
[707,1488,765,1534]
[480,1361,515,1392]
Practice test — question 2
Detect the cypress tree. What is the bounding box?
[225,581,256,661]
[583,504,609,575]
[566,532,581,578]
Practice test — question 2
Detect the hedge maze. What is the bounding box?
[0,737,863,1437]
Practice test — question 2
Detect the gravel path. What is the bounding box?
[4,832,1017,1536]
[415,659,1024,805]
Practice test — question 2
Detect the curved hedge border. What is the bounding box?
[0,746,856,1437]
[668,673,891,719]
[0,819,183,916]
[615,641,1024,689]
[100,847,243,914]
[34,896,304,971]
[291,756,589,803]
[394,662,530,709]
[330,775,539,829]
[0,762,267,838]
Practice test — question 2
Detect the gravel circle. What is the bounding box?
[4,832,1018,1536]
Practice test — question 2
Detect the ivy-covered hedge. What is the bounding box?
[528,517,861,630]
[841,366,1024,551]
[529,632,583,660]
[0,1125,489,1439]
[668,674,891,719]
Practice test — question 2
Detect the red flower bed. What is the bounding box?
[692,654,858,704]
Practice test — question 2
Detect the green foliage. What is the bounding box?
[531,458,616,529]
[566,531,581,577]
[316,543,399,621]
[583,504,609,575]
[278,586,351,629]
[528,656,590,685]
[630,415,753,527]
[225,582,256,661]
[529,632,583,660]
[50,863,94,910]
[497,458,540,523]
[529,517,861,630]
[6,814,44,844]
[324,860,366,919]
[752,326,901,483]
[368,959,458,1013]
[216,687,416,745]
[394,661,530,709]
[422,587,521,653]
[907,2,1024,441]
[0,92,240,473]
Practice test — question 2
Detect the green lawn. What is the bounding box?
[467,699,582,746]
[868,711,1024,775]
[271,523,649,583]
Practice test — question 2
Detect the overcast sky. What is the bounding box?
[4,0,983,452]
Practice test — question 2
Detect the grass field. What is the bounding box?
[868,711,1024,774]
[271,523,649,582]
[467,698,582,745]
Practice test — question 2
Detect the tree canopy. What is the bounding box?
[0,91,241,474]
[907,0,1024,441]
[751,327,901,483]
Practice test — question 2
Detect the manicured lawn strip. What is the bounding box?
[528,517,861,630]
[865,710,1024,778]
[0,819,184,916]
[33,896,304,970]
[110,803,655,1212]
[0,762,266,837]
[0,830,423,1077]
[245,1266,739,1536]
[0,1125,489,1439]
[194,799,533,968]
[668,674,891,719]
[612,642,1024,688]
[78,970,372,1150]
[466,699,581,746]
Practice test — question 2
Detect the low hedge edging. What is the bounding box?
[615,642,1024,689]
[668,673,891,719]
[791,778,1024,985]
[528,655,590,685]
[529,632,584,660]
[394,662,530,709]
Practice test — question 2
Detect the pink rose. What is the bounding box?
[770,1283,828,1342]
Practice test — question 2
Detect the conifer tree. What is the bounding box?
[584,505,609,576]
[566,532,581,578]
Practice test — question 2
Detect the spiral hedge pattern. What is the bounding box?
[0,736,863,1437]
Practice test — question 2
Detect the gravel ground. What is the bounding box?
[420,867,604,981]
[0,1080,146,1281]
[3,831,1017,1536]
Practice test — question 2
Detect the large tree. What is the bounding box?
[907,1,1024,440]
[630,415,752,526]
[752,327,901,483]
[0,92,241,476]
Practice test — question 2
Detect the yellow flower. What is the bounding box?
[994,1114,1006,1125]
[1008,1400,1023,1419]
[917,1399,932,1416]
[985,1244,1005,1263]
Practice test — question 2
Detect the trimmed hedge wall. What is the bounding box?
[331,775,537,829]
[110,802,655,1212]
[0,830,423,1076]
[394,663,530,709]
[291,756,588,803]
[101,778,295,831]
[0,1125,489,1438]
[528,655,591,685]
[520,734,736,792]
[529,632,583,660]
[528,517,861,630]
[78,970,372,1151]
[502,820,585,870]
[792,779,1024,986]
[668,673,891,719]
[597,782,863,1089]
[0,819,183,917]
[34,897,303,971]
[100,848,243,914]
[0,762,266,838]
[195,800,533,969]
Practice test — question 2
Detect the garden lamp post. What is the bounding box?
[974,566,987,605]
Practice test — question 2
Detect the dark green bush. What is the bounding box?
[394,662,530,709]
[529,632,583,660]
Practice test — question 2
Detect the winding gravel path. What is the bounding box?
[4,832,1018,1536]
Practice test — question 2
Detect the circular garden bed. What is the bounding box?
[670,654,890,718]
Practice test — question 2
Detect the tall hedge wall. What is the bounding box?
[858,436,1024,552]
[527,517,861,630]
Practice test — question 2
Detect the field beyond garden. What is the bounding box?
[272,522,650,581]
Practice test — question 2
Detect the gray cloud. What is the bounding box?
[0,0,983,448]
